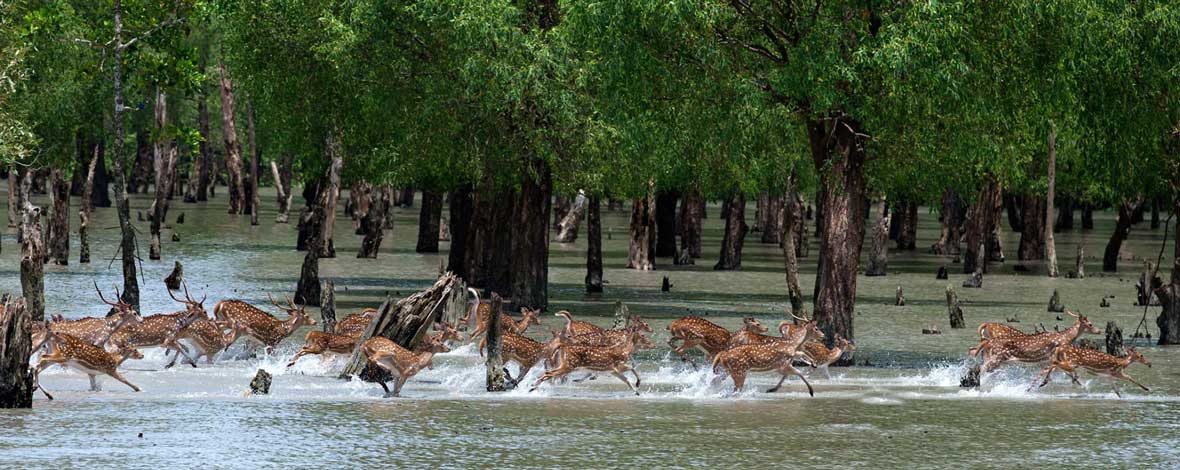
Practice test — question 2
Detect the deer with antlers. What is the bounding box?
[360,331,452,397]
[473,307,543,353]
[1033,346,1151,397]
[973,310,1101,374]
[667,316,766,369]
[31,283,143,352]
[34,331,145,398]
[212,294,317,353]
[108,282,209,366]
[529,324,646,395]
[711,317,825,396]
[164,319,247,368]
[798,334,856,379]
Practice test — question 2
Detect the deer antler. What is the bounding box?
[1065,309,1079,318]
[790,312,809,322]
[167,283,187,304]
[95,281,120,307]
[267,293,285,310]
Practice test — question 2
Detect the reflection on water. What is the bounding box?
[1,189,1178,468]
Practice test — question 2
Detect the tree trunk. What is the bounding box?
[865,199,890,277]
[296,180,320,251]
[1156,203,1180,344]
[130,131,152,194]
[761,194,784,244]
[1150,198,1161,230]
[218,63,245,215]
[46,169,69,265]
[320,279,336,333]
[653,191,678,257]
[149,88,176,261]
[206,152,219,199]
[1045,128,1059,277]
[7,166,18,228]
[318,132,343,258]
[714,191,748,271]
[485,293,508,391]
[0,298,34,408]
[964,180,1000,274]
[340,273,468,380]
[791,191,809,258]
[381,185,395,230]
[1018,196,1046,261]
[552,195,569,231]
[270,159,293,223]
[510,159,552,309]
[447,186,474,275]
[247,102,260,225]
[628,191,656,270]
[896,201,917,251]
[783,181,806,317]
[398,187,414,207]
[416,190,443,253]
[464,177,514,296]
[1055,197,1074,232]
[1081,203,1094,230]
[586,196,603,294]
[1103,202,1137,272]
[357,187,385,259]
[20,203,44,321]
[947,286,965,329]
[809,118,868,347]
[79,143,99,264]
[111,2,140,312]
[294,211,322,307]
[556,191,586,243]
[932,189,963,255]
[1004,192,1024,232]
[678,189,703,258]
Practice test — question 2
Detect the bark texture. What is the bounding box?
[963,180,1001,274]
[783,181,806,317]
[46,169,70,265]
[585,196,604,294]
[318,133,343,258]
[357,187,386,259]
[20,204,44,321]
[1018,196,1046,261]
[485,293,508,391]
[218,63,245,214]
[896,201,918,251]
[111,4,140,312]
[628,192,656,270]
[416,190,443,253]
[760,194,785,244]
[79,143,99,264]
[932,189,964,255]
[1156,203,1180,345]
[246,102,261,226]
[655,191,679,257]
[270,158,293,223]
[555,191,586,243]
[0,298,34,408]
[1103,202,1137,272]
[865,199,891,277]
[714,191,748,271]
[509,159,552,309]
[678,189,703,259]
[1045,128,1059,277]
[321,279,336,333]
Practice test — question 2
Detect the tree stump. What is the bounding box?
[1156,277,1180,345]
[1136,262,1162,306]
[19,204,44,321]
[340,273,469,380]
[1067,243,1085,279]
[0,298,34,408]
[895,286,905,306]
[1100,296,1111,308]
[959,365,980,388]
[1105,321,1124,357]
[661,276,672,293]
[176,212,184,224]
[1047,289,1064,313]
[922,324,942,334]
[612,300,630,330]
[946,285,965,328]
[164,261,183,291]
[249,369,272,395]
[936,265,948,280]
[962,270,983,288]
[321,279,336,333]
[485,293,509,391]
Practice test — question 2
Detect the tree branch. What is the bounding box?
[117,17,186,51]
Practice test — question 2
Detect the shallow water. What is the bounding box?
[2,188,1178,468]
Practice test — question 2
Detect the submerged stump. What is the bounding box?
[1105,321,1124,357]
[249,369,272,395]
[164,261,183,291]
[946,286,965,329]
[1047,289,1064,313]
[0,298,34,408]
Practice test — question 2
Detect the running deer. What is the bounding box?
[725,317,773,348]
[34,331,144,398]
[108,284,209,365]
[529,326,645,395]
[334,308,378,337]
[212,294,317,353]
[360,333,451,397]
[975,310,1101,374]
[667,316,765,369]
[32,283,143,351]
[500,327,564,384]
[1034,346,1151,397]
[798,334,856,379]
[291,321,461,368]
[711,318,825,396]
[164,319,246,368]
[555,310,605,337]
[474,307,543,353]
[967,322,1029,357]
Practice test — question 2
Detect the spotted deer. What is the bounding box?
[529,326,645,395]
[667,316,765,369]
[975,310,1101,374]
[360,333,452,397]
[34,331,144,398]
[212,294,317,353]
[164,319,246,368]
[555,310,605,337]
[1034,346,1151,397]
[725,317,773,348]
[108,284,209,365]
[31,283,143,351]
[334,308,378,337]
[474,307,543,354]
[711,318,825,396]
[500,327,564,384]
[967,322,1029,357]
[292,321,460,368]
[798,334,856,379]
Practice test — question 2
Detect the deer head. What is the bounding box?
[743,317,768,333]
[1126,347,1151,368]
[96,282,140,321]
[1065,309,1101,334]
[269,294,318,328]
[835,334,855,353]
[627,315,653,334]
[422,333,452,354]
[432,321,463,344]
[519,307,543,329]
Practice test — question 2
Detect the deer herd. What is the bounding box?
[25,283,1156,400]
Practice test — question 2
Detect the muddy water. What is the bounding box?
[1,189,1178,468]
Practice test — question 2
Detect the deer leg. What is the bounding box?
[1109,378,1123,398]
[668,337,699,369]
[376,380,392,396]
[478,336,486,358]
[164,349,180,369]
[610,370,639,396]
[390,375,408,397]
[1032,364,1058,390]
[109,372,141,392]
[730,371,746,394]
[820,365,831,380]
[530,367,570,392]
[616,363,641,389]
[286,349,313,368]
[88,374,100,392]
[1116,372,1150,392]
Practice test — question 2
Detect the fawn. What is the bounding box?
[1034,346,1151,397]
[500,327,564,384]
[34,331,144,398]
[165,319,246,368]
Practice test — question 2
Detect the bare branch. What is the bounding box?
[117,17,186,51]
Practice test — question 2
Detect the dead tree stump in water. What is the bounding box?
[936,266,948,280]
[485,293,508,392]
[1136,262,1162,306]
[1105,321,1124,357]
[249,369,272,395]
[960,365,980,388]
[895,287,906,306]
[962,270,983,288]
[164,261,183,291]
[1068,243,1085,279]
[340,273,468,381]
[1047,289,1064,313]
[865,200,891,277]
[0,298,35,408]
[19,204,44,321]
[320,279,336,333]
[946,285,965,329]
